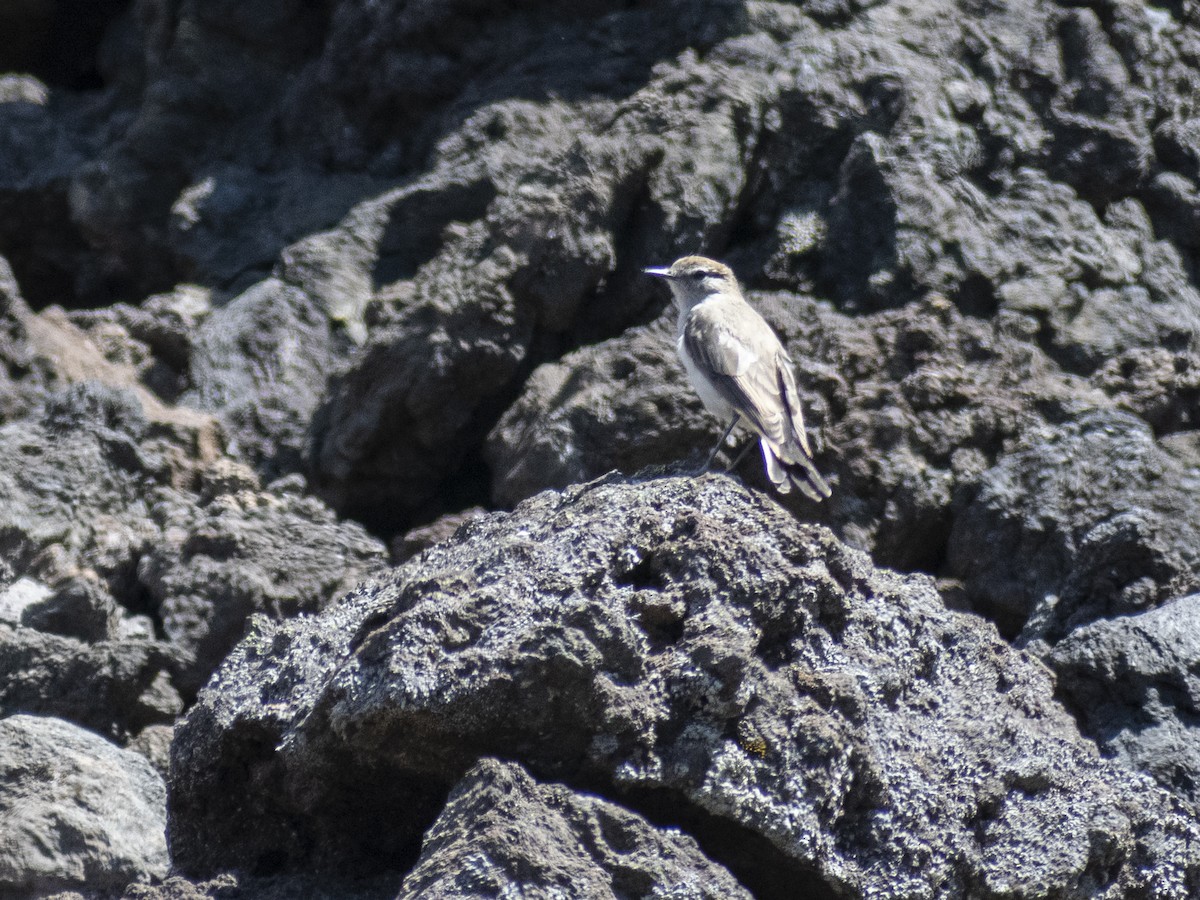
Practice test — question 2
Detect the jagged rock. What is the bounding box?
[1091,347,1200,436]
[1048,593,1200,808]
[396,758,751,899]
[182,277,347,478]
[0,714,168,898]
[1,381,386,711]
[946,409,1200,640]
[486,318,715,508]
[393,507,488,562]
[170,476,1200,897]
[139,459,388,693]
[20,575,117,642]
[0,626,182,742]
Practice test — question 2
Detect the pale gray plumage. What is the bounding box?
[646,255,832,501]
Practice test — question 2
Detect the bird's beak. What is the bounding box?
[644,267,672,278]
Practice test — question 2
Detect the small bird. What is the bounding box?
[645,256,832,501]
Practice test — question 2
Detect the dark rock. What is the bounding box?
[396,758,751,899]
[20,575,117,642]
[170,476,1200,896]
[0,382,386,707]
[0,626,182,742]
[183,278,345,479]
[0,713,168,898]
[393,507,488,563]
[1048,594,1200,808]
[0,74,100,309]
[486,318,715,508]
[0,254,61,422]
[1091,347,1200,435]
[120,872,400,900]
[946,409,1200,640]
[139,459,388,694]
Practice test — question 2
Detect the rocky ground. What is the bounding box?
[2,0,1200,897]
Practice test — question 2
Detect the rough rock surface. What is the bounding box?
[1048,593,1200,809]
[4,0,1200,895]
[171,477,1200,898]
[0,626,182,742]
[0,382,386,705]
[947,409,1200,640]
[0,713,168,898]
[397,757,752,899]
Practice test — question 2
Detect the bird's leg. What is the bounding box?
[724,438,756,473]
[698,416,740,474]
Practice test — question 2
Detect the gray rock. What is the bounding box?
[139,459,388,693]
[0,625,182,742]
[127,724,175,782]
[397,758,751,899]
[20,575,118,642]
[0,577,53,625]
[1091,347,1200,436]
[170,476,1200,896]
[183,278,344,478]
[486,319,715,508]
[0,714,168,898]
[1048,594,1200,807]
[0,380,386,713]
[946,409,1200,640]
[0,254,62,423]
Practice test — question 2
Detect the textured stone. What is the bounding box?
[0,714,168,898]
[171,477,1200,897]
[397,758,752,899]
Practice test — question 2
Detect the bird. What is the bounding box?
[645,255,832,501]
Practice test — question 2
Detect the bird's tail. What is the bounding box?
[761,439,832,502]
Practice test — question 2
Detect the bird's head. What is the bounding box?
[645,256,739,310]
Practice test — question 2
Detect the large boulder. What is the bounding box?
[170,476,1200,897]
[946,410,1200,640]
[0,714,168,898]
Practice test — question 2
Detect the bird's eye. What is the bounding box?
[692,271,706,280]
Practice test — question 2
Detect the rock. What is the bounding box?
[0,714,168,898]
[127,724,175,782]
[1091,347,1200,436]
[1048,594,1200,808]
[20,575,117,642]
[0,626,182,742]
[946,409,1200,640]
[67,283,214,403]
[396,758,751,899]
[488,290,1106,573]
[122,874,241,900]
[170,476,1200,896]
[0,73,98,309]
[393,507,488,562]
[139,459,388,693]
[486,319,715,509]
[0,577,53,625]
[0,380,386,712]
[182,277,346,478]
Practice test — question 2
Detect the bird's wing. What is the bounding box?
[775,350,814,458]
[683,308,805,454]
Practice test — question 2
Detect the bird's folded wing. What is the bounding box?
[683,313,795,449]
